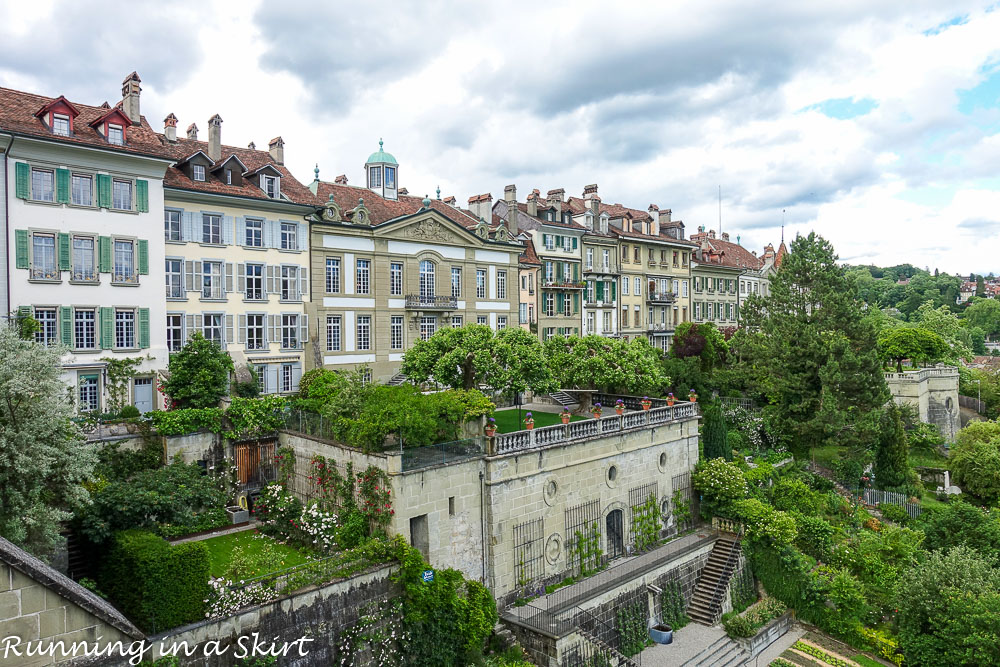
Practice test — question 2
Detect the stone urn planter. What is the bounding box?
[226,506,249,525]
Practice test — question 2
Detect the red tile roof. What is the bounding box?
[691,232,764,270]
[519,236,542,266]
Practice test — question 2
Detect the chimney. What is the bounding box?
[334,174,348,184]
[268,136,284,164]
[504,184,517,203]
[248,141,256,150]
[708,229,716,239]
[583,184,601,217]
[121,72,142,125]
[658,209,672,224]
[163,113,178,142]
[444,196,457,206]
[527,190,539,217]
[207,114,223,162]
[547,188,565,203]
[398,187,409,196]
[467,193,493,222]
[721,232,730,242]
[186,123,198,141]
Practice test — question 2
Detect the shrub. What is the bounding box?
[772,478,821,515]
[793,513,835,560]
[918,502,1000,562]
[836,458,865,489]
[951,436,1000,503]
[225,396,287,440]
[702,402,730,461]
[119,405,141,419]
[878,503,910,524]
[693,458,748,517]
[337,509,368,549]
[150,408,224,436]
[722,597,786,638]
[727,430,748,453]
[732,499,797,545]
[161,332,234,409]
[101,530,210,632]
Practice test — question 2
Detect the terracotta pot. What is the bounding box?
[615,407,624,415]
[526,422,534,430]
[485,427,497,437]
[561,415,571,424]
[667,398,675,406]
[641,403,651,411]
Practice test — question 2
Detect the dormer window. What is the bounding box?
[226,169,232,185]
[192,165,206,182]
[262,174,280,198]
[108,124,124,146]
[384,166,395,188]
[369,166,382,188]
[548,210,555,222]
[52,114,70,137]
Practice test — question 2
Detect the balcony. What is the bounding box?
[541,280,585,290]
[583,263,618,275]
[647,322,673,333]
[647,291,676,305]
[405,295,458,310]
[584,299,616,308]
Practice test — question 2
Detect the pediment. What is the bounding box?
[379,210,484,246]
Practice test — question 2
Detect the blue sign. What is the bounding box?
[422,569,434,583]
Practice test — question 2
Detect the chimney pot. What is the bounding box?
[721,232,730,241]
[583,184,598,196]
[504,184,517,203]
[658,209,672,224]
[121,72,142,125]
[334,174,348,184]
[186,123,198,141]
[268,136,285,164]
[248,141,256,149]
[207,114,223,162]
[398,187,409,196]
[546,188,565,202]
[163,113,178,142]
[526,191,539,218]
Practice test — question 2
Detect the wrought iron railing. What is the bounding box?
[405,295,458,309]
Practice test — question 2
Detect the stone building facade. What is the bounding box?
[886,365,961,442]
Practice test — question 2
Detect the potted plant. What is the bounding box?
[560,407,572,424]
[666,392,675,406]
[640,396,652,410]
[485,417,497,437]
[615,398,625,415]
[688,389,698,403]
[524,412,535,430]
[590,402,603,419]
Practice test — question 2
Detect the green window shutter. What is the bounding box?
[56,168,70,203]
[58,233,71,271]
[15,230,29,269]
[15,163,29,199]
[60,306,72,346]
[137,239,149,274]
[100,307,113,349]
[611,282,617,300]
[557,294,564,314]
[18,305,32,318]
[572,237,578,250]
[573,293,579,313]
[596,281,604,301]
[573,263,579,281]
[97,174,112,208]
[136,179,149,213]
[98,236,111,272]
[139,308,150,348]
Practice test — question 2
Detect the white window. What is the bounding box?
[476,269,487,298]
[682,280,689,297]
[497,316,507,331]
[226,169,233,185]
[673,279,679,294]
[280,266,300,301]
[245,218,263,247]
[357,315,371,350]
[193,164,206,182]
[115,309,136,349]
[75,309,97,350]
[634,276,641,296]
[113,239,136,284]
[451,267,462,297]
[326,315,342,351]
[390,262,403,296]
[280,222,297,250]
[281,314,300,349]
[165,259,183,298]
[586,248,593,269]
[326,257,341,293]
[563,263,572,282]
[420,260,436,299]
[52,114,70,136]
[603,312,611,331]
[695,302,702,319]
[281,364,294,393]
[246,314,266,350]
[165,209,181,241]
[31,168,54,202]
[564,294,572,314]
[112,179,132,210]
[245,264,264,300]
[72,236,96,282]
[202,261,223,299]
[420,316,437,340]
[622,276,629,295]
[519,303,528,324]
[71,174,93,206]
[262,174,280,198]
[78,375,100,412]
[356,259,371,294]
[497,270,507,299]
[545,262,554,283]
[390,316,403,349]
[545,293,555,316]
[256,364,267,394]
[452,315,463,328]
[384,166,395,188]
[603,249,610,269]
[107,124,124,145]
[164,313,182,352]
[33,308,57,346]
[369,166,382,188]
[586,312,595,333]
[203,313,224,347]
[202,214,222,244]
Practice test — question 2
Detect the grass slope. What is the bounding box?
[199,530,314,578]
[492,409,587,433]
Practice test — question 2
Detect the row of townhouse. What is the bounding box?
[1,74,788,412]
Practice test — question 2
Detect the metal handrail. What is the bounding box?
[704,528,743,617]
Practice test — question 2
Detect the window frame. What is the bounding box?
[30,167,55,203]
[280,222,297,250]
[202,213,222,244]
[356,315,371,351]
[390,315,404,350]
[245,263,265,301]
[111,178,133,211]
[70,172,94,207]
[52,114,71,137]
[165,258,184,298]
[245,218,264,247]
[107,124,125,146]
[164,209,182,241]
[112,237,138,285]
[114,308,137,350]
[192,164,206,182]
[70,235,97,283]
[325,257,341,293]
[326,315,342,352]
[165,313,183,352]
[74,308,98,351]
[30,231,58,281]
[246,313,266,351]
[390,262,403,296]
[356,258,371,295]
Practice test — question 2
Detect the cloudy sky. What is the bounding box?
[2,1,999,274]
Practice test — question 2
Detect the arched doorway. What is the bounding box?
[606,508,625,560]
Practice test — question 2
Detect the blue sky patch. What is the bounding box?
[923,14,969,36]
[958,66,1000,114]
[801,97,878,119]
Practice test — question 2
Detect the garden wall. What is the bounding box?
[886,365,960,441]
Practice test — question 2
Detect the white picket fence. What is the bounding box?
[861,488,923,519]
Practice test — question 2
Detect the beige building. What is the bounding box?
[690,227,745,327]
[306,146,522,382]
[517,235,541,331]
[158,115,316,394]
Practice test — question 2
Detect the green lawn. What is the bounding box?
[199,530,315,578]
[493,408,588,433]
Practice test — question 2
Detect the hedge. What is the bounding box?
[149,407,224,436]
[101,530,210,632]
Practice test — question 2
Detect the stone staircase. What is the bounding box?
[549,390,576,406]
[684,635,748,666]
[687,533,742,626]
[386,373,408,386]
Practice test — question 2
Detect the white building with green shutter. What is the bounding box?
[2,77,173,414]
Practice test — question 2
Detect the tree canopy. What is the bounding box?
[542,334,669,394]
[161,332,234,409]
[965,298,1000,340]
[670,321,728,371]
[877,327,950,372]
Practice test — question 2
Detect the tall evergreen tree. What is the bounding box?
[739,232,889,455]
[874,402,909,490]
[701,402,730,460]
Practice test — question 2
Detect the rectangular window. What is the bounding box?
[476,269,486,298]
[71,236,96,282]
[31,168,54,202]
[545,262,554,283]
[112,179,132,210]
[622,276,629,295]
[34,308,57,346]
[52,114,70,136]
[245,218,263,247]
[75,309,97,350]
[280,222,297,250]
[519,303,528,324]
[586,248,593,269]
[193,164,206,182]
[326,315,342,351]
[633,247,640,263]
[165,259,183,298]
[497,316,507,331]
[390,316,403,349]
[325,257,341,293]
[78,375,99,412]
[281,364,294,393]
[682,280,689,297]
[497,270,507,300]
[247,314,266,350]
[564,294,572,314]
[166,314,183,352]
[603,312,611,331]
[452,315,463,328]
[113,239,136,284]
[634,277,641,296]
[545,293,555,316]
[165,209,181,241]
[420,316,437,341]
[281,314,300,349]
[226,169,233,185]
[203,313,224,347]
[202,214,222,244]
[622,307,629,327]
[356,259,371,294]
[451,267,462,298]
[107,124,124,146]
[357,315,371,350]
[369,166,382,188]
[115,309,136,349]
[202,261,223,299]
[262,175,279,198]
[586,312,595,333]
[385,166,395,188]
[245,263,264,300]
[477,315,488,325]
[544,234,554,251]
[71,174,93,206]
[390,262,403,295]
[280,266,299,301]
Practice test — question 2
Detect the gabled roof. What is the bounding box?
[33,95,80,120]
[519,235,542,266]
[176,149,214,165]
[691,231,764,270]
[210,153,248,173]
[87,106,131,129]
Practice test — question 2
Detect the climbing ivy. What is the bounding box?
[729,563,757,614]
[659,579,689,630]
[672,489,692,531]
[335,598,409,666]
[572,521,604,577]
[631,493,661,552]
[616,598,649,657]
[100,356,145,414]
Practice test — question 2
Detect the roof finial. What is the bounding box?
[422,194,432,209]
[314,163,320,181]
[379,137,383,151]
[737,234,741,245]
[436,185,441,200]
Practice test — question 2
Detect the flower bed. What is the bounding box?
[723,597,787,638]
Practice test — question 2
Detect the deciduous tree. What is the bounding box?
[161,332,235,409]
[877,327,950,372]
[543,334,669,395]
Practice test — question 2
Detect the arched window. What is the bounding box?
[419,260,435,299]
